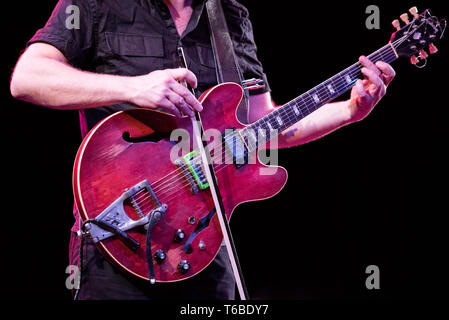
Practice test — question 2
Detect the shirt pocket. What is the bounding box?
[105,32,164,57]
[104,32,165,73]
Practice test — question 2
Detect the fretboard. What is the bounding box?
[240,43,399,152]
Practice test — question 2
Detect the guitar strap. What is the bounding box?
[204,0,250,300]
[205,0,250,124]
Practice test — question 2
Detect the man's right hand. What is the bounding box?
[10,43,204,115]
[128,68,203,117]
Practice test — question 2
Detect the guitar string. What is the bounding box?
[137,45,398,200]
[133,61,398,213]
[200,31,413,178]
[166,30,412,195]
[133,41,401,201]
[145,41,401,195]
[133,29,413,203]
[135,31,405,198]
[135,31,414,210]
[132,45,400,208]
[147,43,400,191]
[131,48,399,210]
[194,21,415,174]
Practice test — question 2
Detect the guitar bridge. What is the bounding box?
[181,150,209,191]
[81,180,167,243]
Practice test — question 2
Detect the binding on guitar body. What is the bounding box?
[73,7,446,283]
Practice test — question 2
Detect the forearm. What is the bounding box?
[249,93,355,149]
[276,100,354,148]
[10,49,131,110]
[250,55,395,150]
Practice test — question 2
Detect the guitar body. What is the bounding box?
[73,83,288,282]
[73,8,446,283]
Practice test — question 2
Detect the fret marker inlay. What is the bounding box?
[293,105,300,116]
[240,41,399,154]
[345,74,352,84]
[276,116,283,126]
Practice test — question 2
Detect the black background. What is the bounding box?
[2,0,448,300]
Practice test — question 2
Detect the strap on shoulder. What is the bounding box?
[205,0,250,123]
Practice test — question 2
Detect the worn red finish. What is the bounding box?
[73,83,287,282]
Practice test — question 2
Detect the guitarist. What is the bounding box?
[10,0,395,300]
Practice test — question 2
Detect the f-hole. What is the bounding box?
[122,131,172,143]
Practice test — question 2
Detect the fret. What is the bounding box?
[279,107,297,130]
[292,102,301,117]
[302,92,313,107]
[367,44,396,64]
[266,120,274,132]
[275,115,284,126]
[260,119,270,135]
[333,72,347,91]
[330,75,343,95]
[298,94,312,115]
[379,48,386,61]
[326,82,336,95]
[290,94,311,122]
[344,67,359,85]
[257,127,267,141]
[296,100,306,119]
[241,42,399,153]
[279,106,291,123]
[368,48,384,63]
[344,73,352,84]
[316,83,329,101]
[303,91,322,114]
[246,129,257,151]
[283,101,292,120]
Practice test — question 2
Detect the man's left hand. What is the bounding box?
[349,55,396,122]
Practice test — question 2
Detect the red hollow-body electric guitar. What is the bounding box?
[73,8,445,282]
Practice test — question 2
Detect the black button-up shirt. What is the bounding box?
[28,0,269,132]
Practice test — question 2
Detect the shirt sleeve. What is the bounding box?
[223,0,270,95]
[27,0,96,68]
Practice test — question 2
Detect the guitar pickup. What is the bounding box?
[222,128,249,169]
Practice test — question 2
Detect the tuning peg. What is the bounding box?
[409,6,419,19]
[392,19,401,31]
[429,43,438,54]
[419,50,428,59]
[411,55,427,69]
[400,13,410,25]
[410,55,420,65]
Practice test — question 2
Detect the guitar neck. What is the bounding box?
[241,43,399,151]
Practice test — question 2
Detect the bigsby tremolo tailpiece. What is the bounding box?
[78,180,168,249]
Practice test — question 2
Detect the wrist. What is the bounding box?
[102,74,136,105]
[343,98,359,124]
[114,76,136,103]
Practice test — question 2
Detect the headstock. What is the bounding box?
[390,7,446,67]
